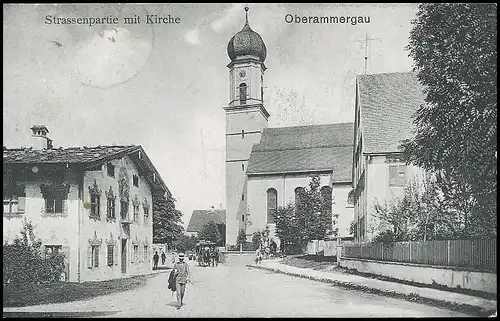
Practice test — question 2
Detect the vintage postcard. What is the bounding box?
[3,3,497,318]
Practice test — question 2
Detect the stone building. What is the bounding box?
[224,7,354,246]
[3,125,170,282]
[352,72,426,242]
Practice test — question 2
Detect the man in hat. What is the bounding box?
[173,252,190,310]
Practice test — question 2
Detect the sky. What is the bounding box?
[3,3,419,229]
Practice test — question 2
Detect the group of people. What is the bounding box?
[152,250,167,270]
[255,240,279,264]
[198,246,219,267]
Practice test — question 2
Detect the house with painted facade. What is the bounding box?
[352,72,426,242]
[3,125,170,282]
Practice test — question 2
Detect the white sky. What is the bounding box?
[3,3,418,229]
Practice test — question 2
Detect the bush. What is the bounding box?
[3,219,65,286]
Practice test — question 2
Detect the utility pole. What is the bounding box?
[354,33,381,75]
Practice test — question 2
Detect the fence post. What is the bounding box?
[447,240,450,266]
[409,241,412,262]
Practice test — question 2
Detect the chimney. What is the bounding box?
[30,125,53,150]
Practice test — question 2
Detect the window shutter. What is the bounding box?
[87,246,92,268]
[114,245,118,265]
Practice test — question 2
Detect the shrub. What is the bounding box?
[3,219,65,286]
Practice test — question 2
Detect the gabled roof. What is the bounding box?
[357,72,426,154]
[247,123,354,182]
[3,145,169,194]
[186,209,226,233]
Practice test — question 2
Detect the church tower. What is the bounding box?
[224,6,269,246]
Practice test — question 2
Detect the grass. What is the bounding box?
[3,273,160,308]
[279,254,497,301]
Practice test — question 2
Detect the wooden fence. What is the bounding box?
[343,238,496,272]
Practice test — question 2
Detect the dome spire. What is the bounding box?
[244,5,249,28]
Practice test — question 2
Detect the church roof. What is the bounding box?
[247,123,354,182]
[186,209,226,233]
[357,72,426,154]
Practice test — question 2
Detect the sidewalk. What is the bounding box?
[247,260,497,315]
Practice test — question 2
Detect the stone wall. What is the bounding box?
[220,251,256,266]
[339,257,497,294]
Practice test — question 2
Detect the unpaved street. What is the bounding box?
[3,260,470,317]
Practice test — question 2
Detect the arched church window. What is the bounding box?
[267,188,277,224]
[320,186,333,214]
[239,83,247,105]
[294,187,305,212]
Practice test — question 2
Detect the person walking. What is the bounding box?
[153,251,159,270]
[161,251,166,265]
[173,253,190,310]
[255,247,262,264]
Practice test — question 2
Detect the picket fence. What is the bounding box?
[343,238,496,271]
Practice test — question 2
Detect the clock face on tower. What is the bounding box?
[239,70,246,78]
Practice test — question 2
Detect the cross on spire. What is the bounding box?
[354,33,381,75]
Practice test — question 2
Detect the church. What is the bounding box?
[224,7,354,247]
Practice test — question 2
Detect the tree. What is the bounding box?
[153,193,185,246]
[236,228,247,250]
[216,223,226,246]
[173,234,198,253]
[198,221,221,244]
[372,175,467,242]
[252,230,262,251]
[401,3,497,237]
[273,203,301,254]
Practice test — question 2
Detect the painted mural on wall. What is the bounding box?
[118,167,130,220]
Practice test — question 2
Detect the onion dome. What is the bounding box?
[227,6,267,62]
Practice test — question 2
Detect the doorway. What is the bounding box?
[121,239,127,273]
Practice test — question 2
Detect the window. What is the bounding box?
[106,187,116,221]
[294,187,304,212]
[239,83,247,105]
[133,175,139,187]
[132,196,140,223]
[143,203,149,225]
[107,163,115,177]
[120,200,129,220]
[320,186,332,212]
[261,75,264,101]
[241,130,245,139]
[89,180,102,220]
[133,203,139,223]
[389,165,407,186]
[88,245,99,268]
[46,192,64,214]
[107,245,114,266]
[44,245,62,259]
[241,215,245,222]
[3,187,26,215]
[267,188,277,224]
[133,245,139,263]
[144,245,148,261]
[242,193,245,201]
[242,164,245,171]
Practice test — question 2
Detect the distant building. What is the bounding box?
[352,72,426,242]
[185,207,226,238]
[3,125,170,282]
